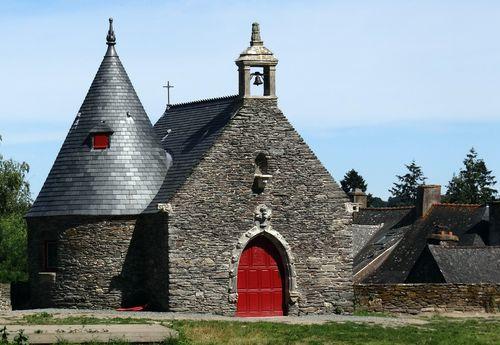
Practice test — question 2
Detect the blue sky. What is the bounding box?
[0,0,499,200]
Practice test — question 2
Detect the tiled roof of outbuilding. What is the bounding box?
[429,245,500,283]
[353,206,415,225]
[351,224,382,257]
[146,95,241,210]
[363,204,488,283]
[27,20,168,217]
[353,207,416,274]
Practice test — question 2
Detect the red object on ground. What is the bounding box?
[116,305,146,312]
[236,237,285,317]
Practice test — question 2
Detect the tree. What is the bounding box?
[389,160,427,206]
[0,135,31,282]
[367,194,388,208]
[340,169,367,194]
[444,148,497,204]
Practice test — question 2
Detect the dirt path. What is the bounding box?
[1,308,432,326]
[3,308,499,327]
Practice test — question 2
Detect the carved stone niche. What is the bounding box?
[252,153,272,194]
[253,173,272,191]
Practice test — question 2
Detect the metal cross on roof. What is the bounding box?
[163,81,174,106]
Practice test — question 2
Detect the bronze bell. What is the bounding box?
[252,72,264,86]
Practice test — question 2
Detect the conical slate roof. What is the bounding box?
[27,19,168,217]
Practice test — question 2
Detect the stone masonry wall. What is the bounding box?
[0,284,11,311]
[27,215,160,309]
[165,98,353,315]
[355,284,500,314]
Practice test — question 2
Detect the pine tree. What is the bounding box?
[389,160,427,206]
[340,169,367,194]
[444,148,497,204]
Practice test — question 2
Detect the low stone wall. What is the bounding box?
[0,283,11,311]
[354,283,500,314]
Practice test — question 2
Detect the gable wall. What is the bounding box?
[163,98,353,315]
[405,247,445,283]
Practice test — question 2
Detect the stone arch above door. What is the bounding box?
[228,204,299,308]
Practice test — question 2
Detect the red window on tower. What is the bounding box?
[93,134,109,149]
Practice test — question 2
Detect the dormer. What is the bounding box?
[236,23,278,98]
[89,122,114,150]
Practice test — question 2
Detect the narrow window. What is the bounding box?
[93,133,110,149]
[44,241,57,272]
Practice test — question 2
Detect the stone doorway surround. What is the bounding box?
[228,204,300,315]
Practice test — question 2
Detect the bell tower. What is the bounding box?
[236,23,278,98]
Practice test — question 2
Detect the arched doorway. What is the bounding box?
[236,236,286,317]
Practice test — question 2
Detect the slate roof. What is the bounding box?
[353,207,416,275]
[363,204,489,283]
[27,21,168,217]
[145,95,241,211]
[351,224,382,257]
[429,245,500,283]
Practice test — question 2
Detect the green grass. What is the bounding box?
[351,310,394,318]
[12,313,500,344]
[21,312,151,325]
[165,318,500,345]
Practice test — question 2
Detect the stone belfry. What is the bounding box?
[236,23,278,98]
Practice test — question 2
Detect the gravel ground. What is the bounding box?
[1,308,430,326]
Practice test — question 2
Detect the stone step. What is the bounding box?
[0,324,177,344]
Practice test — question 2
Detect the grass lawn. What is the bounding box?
[9,313,500,344]
[167,318,500,345]
[20,312,151,325]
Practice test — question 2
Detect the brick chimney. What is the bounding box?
[489,201,500,245]
[416,185,441,217]
[350,188,367,209]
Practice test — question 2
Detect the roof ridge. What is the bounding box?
[434,203,482,208]
[363,206,415,211]
[168,95,239,109]
[430,245,500,250]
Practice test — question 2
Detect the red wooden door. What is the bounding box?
[236,237,285,317]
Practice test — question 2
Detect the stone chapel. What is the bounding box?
[26,19,353,316]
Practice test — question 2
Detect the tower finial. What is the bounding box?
[250,22,263,46]
[106,18,116,46]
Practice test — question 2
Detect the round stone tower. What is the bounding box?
[26,19,168,309]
